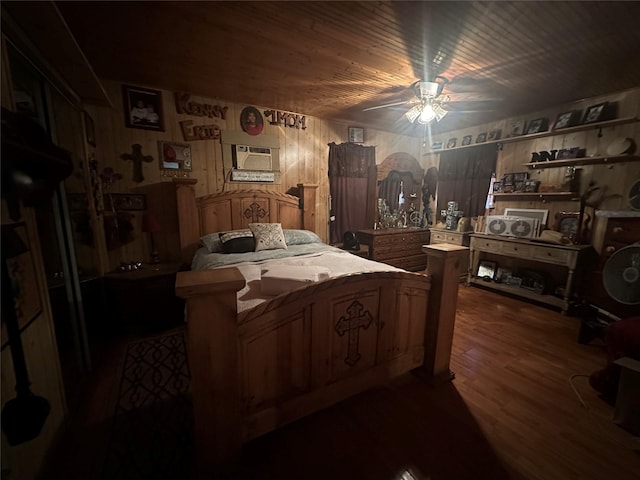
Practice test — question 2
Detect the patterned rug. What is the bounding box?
[102,331,193,480]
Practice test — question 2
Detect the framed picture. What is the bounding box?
[488,128,502,141]
[553,110,581,130]
[502,173,514,186]
[496,267,512,283]
[462,135,472,146]
[446,137,457,149]
[477,260,497,280]
[509,118,524,137]
[526,117,548,134]
[158,141,192,171]
[475,132,487,143]
[504,207,549,228]
[524,179,541,192]
[431,141,443,150]
[83,111,96,147]
[240,106,264,136]
[122,84,165,131]
[582,102,607,124]
[348,126,364,143]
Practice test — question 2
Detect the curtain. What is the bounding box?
[436,144,498,220]
[328,142,377,244]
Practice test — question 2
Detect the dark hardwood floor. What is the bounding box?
[41,285,640,480]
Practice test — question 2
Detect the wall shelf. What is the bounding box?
[524,154,640,169]
[493,192,578,200]
[425,116,639,154]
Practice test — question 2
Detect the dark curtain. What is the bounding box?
[328,142,377,244]
[436,144,498,220]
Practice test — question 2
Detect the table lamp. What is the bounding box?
[141,211,161,264]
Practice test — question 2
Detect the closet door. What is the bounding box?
[6,44,100,407]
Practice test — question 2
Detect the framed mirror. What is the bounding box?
[376,153,424,223]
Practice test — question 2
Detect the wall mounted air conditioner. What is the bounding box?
[232,144,273,171]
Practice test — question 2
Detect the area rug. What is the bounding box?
[102,330,193,480]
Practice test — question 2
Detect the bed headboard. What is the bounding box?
[173,180,317,264]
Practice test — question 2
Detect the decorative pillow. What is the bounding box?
[249,223,288,252]
[220,229,255,253]
[200,232,223,253]
[283,229,323,246]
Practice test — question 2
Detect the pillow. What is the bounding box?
[283,229,323,246]
[200,233,223,253]
[249,223,288,252]
[220,229,255,253]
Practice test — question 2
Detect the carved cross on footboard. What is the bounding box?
[335,300,373,366]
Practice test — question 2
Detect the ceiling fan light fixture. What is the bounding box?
[417,81,439,98]
[432,102,448,121]
[405,105,422,123]
[418,104,436,124]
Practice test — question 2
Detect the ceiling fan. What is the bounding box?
[362,76,502,124]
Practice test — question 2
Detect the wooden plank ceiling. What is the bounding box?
[19,1,640,135]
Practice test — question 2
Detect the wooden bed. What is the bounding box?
[172,180,467,476]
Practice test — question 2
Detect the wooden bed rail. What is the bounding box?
[176,243,468,478]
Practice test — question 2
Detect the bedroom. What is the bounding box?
[1,2,640,479]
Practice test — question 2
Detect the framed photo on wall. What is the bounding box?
[553,110,581,130]
[582,102,607,124]
[122,84,165,132]
[526,117,548,134]
[348,126,364,143]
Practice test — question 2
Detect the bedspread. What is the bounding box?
[191,244,404,312]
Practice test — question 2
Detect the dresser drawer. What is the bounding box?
[530,245,571,265]
[373,232,427,247]
[500,242,532,257]
[605,218,640,244]
[430,231,447,243]
[471,237,502,252]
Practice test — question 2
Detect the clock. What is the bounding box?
[553,211,585,243]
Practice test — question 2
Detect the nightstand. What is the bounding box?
[104,262,185,332]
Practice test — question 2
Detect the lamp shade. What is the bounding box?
[141,211,161,233]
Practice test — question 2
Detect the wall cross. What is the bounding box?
[121,144,154,183]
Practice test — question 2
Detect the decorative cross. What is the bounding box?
[121,144,154,183]
[243,202,268,223]
[335,301,373,366]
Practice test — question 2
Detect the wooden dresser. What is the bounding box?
[429,227,472,280]
[357,228,430,271]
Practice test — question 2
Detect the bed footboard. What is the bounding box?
[176,244,467,476]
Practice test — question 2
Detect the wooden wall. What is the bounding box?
[421,88,640,235]
[86,79,421,270]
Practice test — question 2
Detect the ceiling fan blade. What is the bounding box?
[444,92,503,102]
[362,99,415,112]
